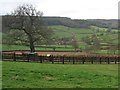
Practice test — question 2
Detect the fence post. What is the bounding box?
[115,57,117,64]
[73,57,75,64]
[52,55,54,64]
[13,52,16,61]
[117,56,120,64]
[100,57,102,64]
[27,54,29,62]
[82,57,84,64]
[91,56,93,64]
[62,56,64,64]
[69,57,70,63]
[40,56,42,63]
[108,57,110,64]
[33,54,36,61]
[49,55,51,62]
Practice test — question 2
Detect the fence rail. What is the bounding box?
[1,51,120,64]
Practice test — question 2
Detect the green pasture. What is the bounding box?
[1,44,119,55]
[2,61,118,88]
[1,25,119,54]
[50,25,118,44]
[50,25,93,39]
[2,44,76,51]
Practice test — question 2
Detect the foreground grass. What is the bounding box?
[2,61,118,88]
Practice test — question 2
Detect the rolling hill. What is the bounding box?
[42,16,118,29]
[2,16,118,33]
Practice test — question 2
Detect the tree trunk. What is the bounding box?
[29,35,35,52]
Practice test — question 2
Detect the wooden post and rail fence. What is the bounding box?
[1,51,120,64]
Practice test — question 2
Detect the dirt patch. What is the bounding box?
[43,76,56,81]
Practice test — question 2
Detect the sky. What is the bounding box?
[0,0,119,19]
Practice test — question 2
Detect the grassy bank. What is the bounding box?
[2,61,118,88]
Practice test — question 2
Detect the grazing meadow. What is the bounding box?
[2,61,118,88]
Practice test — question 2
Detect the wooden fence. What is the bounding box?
[2,52,120,64]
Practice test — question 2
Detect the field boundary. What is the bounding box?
[2,50,84,52]
[2,51,120,64]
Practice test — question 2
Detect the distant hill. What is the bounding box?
[42,16,118,29]
[86,19,118,29]
[42,17,90,28]
[2,16,118,32]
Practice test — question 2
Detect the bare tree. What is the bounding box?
[5,4,53,52]
[71,33,79,51]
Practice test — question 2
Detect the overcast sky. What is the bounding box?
[0,0,119,19]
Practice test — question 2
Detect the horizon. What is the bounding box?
[1,15,118,20]
[42,16,118,20]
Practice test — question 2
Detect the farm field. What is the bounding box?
[2,44,75,51]
[2,25,119,55]
[2,44,119,55]
[1,6,119,90]
[50,25,93,39]
[49,25,118,44]
[2,61,118,88]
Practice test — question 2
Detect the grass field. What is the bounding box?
[2,44,76,51]
[2,44,119,55]
[50,25,93,39]
[49,25,118,44]
[2,25,119,55]
[3,25,118,45]
[2,61,118,88]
